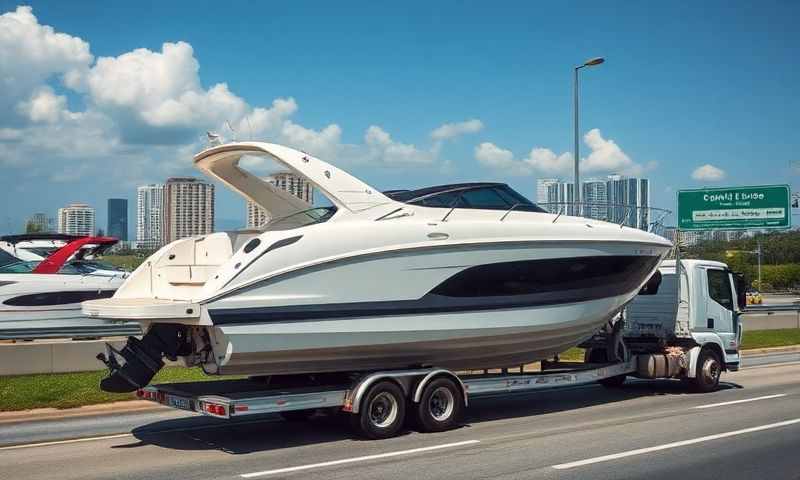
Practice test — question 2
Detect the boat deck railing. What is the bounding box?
[535,202,672,236]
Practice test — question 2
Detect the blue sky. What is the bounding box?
[1,1,798,235]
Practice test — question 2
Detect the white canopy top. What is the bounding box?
[193,142,392,219]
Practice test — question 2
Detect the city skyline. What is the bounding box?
[1,3,798,235]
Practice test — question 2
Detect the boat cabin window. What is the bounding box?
[0,261,37,274]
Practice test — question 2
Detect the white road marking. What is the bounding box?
[0,433,133,451]
[552,418,800,470]
[693,393,786,409]
[240,440,481,478]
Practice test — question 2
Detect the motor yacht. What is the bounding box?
[0,235,133,339]
[84,142,672,393]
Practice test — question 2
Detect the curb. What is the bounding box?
[2,346,799,424]
[740,345,800,356]
[0,400,168,425]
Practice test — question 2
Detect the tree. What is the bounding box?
[25,221,44,233]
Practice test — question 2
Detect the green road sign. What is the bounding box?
[678,185,791,231]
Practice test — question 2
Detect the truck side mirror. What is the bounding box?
[639,270,662,295]
[733,272,747,310]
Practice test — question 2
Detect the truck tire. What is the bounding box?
[351,381,406,439]
[414,377,464,433]
[587,348,627,388]
[689,348,722,393]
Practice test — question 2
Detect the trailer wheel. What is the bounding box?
[351,381,406,439]
[586,348,627,388]
[689,348,722,393]
[414,377,464,433]
[280,409,315,422]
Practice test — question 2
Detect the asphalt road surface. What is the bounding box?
[2,356,799,480]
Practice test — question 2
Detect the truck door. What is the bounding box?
[704,267,737,351]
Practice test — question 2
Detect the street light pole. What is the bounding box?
[573,57,604,213]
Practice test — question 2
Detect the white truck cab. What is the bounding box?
[621,258,745,390]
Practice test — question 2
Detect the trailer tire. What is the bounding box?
[689,348,722,393]
[587,348,627,388]
[414,377,464,433]
[351,381,406,439]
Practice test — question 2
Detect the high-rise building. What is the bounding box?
[246,172,314,228]
[137,184,164,250]
[605,175,650,230]
[163,177,215,244]
[536,178,560,206]
[57,203,95,236]
[582,179,608,220]
[107,198,128,241]
[25,213,53,233]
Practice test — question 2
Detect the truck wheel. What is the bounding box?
[414,377,464,433]
[586,348,627,388]
[690,348,722,393]
[280,409,315,422]
[351,381,406,439]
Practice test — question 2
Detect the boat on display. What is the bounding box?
[83,142,672,393]
[0,235,137,339]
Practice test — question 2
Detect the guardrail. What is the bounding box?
[743,304,800,313]
[0,323,142,341]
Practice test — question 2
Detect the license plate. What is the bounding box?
[167,395,191,410]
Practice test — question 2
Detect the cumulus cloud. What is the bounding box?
[430,119,483,141]
[475,128,646,177]
[0,6,92,124]
[17,86,68,123]
[0,5,472,186]
[691,164,726,182]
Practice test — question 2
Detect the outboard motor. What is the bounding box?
[97,324,191,393]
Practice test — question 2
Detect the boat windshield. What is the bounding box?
[400,184,546,213]
[264,206,337,231]
[0,250,19,268]
[0,261,38,274]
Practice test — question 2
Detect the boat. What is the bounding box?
[0,235,137,339]
[83,142,672,393]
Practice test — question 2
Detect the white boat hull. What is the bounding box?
[210,294,631,375]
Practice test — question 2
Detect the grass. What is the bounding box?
[1,329,797,412]
[101,254,146,271]
[0,367,216,412]
[741,328,800,350]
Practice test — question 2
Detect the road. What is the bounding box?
[2,356,799,480]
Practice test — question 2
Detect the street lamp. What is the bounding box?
[573,57,604,209]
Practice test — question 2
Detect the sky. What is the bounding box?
[0,1,798,235]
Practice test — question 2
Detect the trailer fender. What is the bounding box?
[346,369,441,414]
[412,370,468,408]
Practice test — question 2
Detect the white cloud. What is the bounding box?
[0,5,467,189]
[17,86,68,123]
[430,119,483,141]
[362,126,436,165]
[582,128,642,176]
[0,6,92,123]
[691,164,726,182]
[475,128,646,177]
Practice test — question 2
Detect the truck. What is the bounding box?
[132,258,745,439]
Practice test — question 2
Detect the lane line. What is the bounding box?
[552,418,800,470]
[0,433,133,451]
[240,440,481,478]
[693,394,786,409]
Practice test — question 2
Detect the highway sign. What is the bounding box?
[678,185,791,231]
